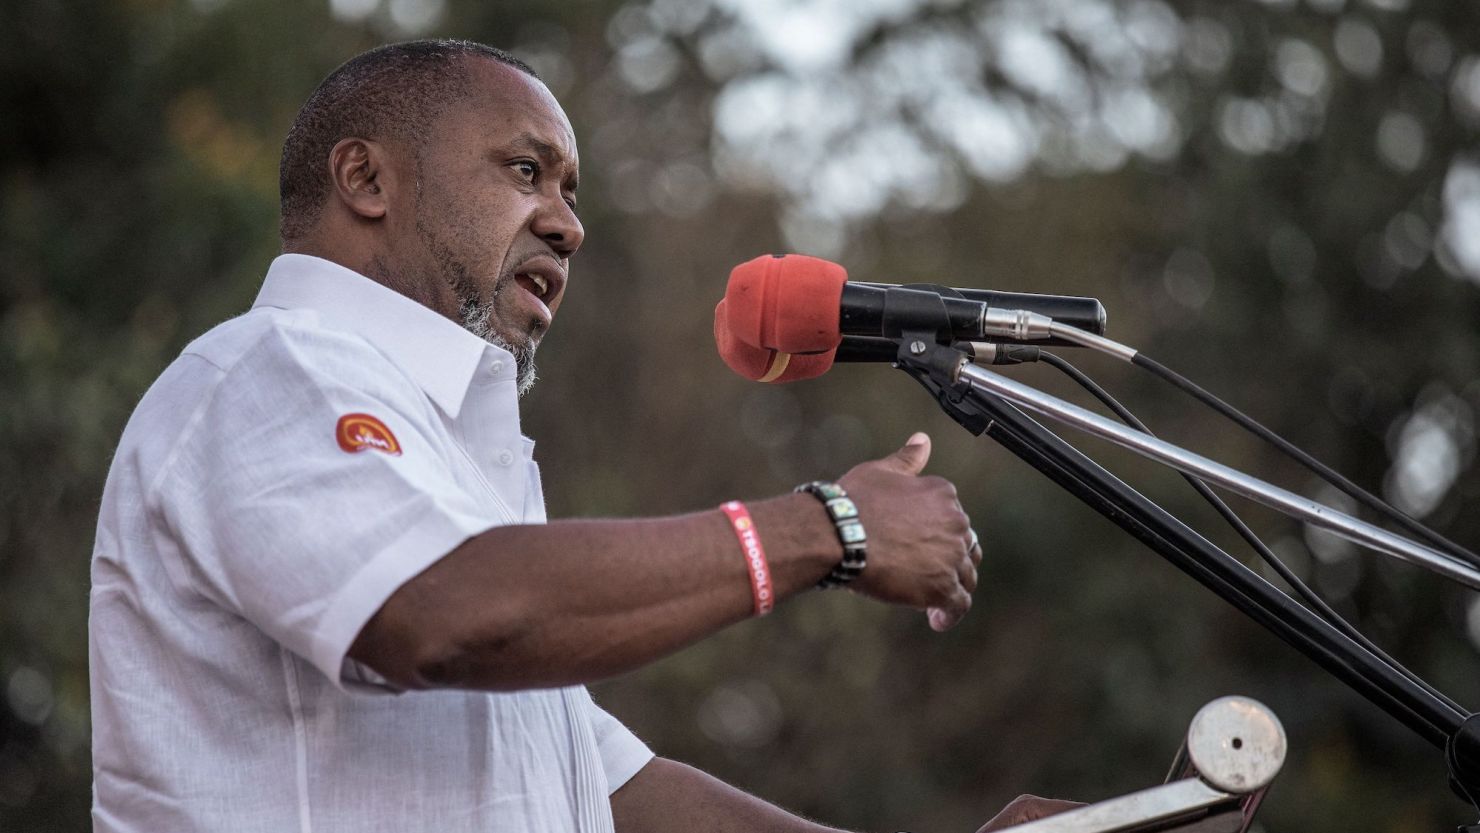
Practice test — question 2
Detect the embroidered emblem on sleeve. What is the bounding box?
[335,413,402,456]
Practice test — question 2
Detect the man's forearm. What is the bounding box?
[351,435,978,691]
[350,493,840,690]
[612,757,849,833]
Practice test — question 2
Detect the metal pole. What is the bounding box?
[956,362,1480,591]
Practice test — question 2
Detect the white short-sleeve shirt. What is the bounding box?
[89,254,652,833]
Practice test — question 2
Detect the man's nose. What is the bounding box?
[533,197,584,259]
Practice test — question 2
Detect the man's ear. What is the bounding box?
[327,137,393,221]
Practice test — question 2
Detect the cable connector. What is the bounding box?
[960,341,1041,366]
[981,307,1054,341]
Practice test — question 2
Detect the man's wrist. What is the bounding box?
[741,493,846,593]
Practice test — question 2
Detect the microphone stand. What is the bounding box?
[870,286,1480,826]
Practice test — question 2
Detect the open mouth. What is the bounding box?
[509,257,565,309]
[515,272,550,299]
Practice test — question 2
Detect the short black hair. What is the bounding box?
[278,39,537,241]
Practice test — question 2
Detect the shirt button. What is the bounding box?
[497,449,515,466]
[490,360,504,375]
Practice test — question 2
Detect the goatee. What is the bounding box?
[458,296,540,397]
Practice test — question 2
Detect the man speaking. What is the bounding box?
[89,39,1069,832]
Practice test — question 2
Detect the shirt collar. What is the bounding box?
[252,253,506,420]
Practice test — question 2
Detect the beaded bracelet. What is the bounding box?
[794,481,867,588]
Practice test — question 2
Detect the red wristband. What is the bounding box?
[720,500,774,616]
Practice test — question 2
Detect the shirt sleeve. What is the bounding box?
[153,323,502,692]
[581,688,655,794]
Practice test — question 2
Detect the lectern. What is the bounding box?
[1001,697,1285,833]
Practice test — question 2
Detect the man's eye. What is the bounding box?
[513,160,539,180]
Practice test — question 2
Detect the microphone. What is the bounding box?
[715,254,1107,383]
[844,282,1106,340]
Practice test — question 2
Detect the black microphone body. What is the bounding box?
[836,283,1106,357]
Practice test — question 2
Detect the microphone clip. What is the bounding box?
[876,285,997,434]
[878,284,959,342]
[892,331,994,437]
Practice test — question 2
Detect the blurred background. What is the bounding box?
[4,0,1480,830]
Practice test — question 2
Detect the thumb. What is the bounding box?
[880,432,931,475]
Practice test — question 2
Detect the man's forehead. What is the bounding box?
[462,58,577,160]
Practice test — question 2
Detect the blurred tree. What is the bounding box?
[2,0,1478,831]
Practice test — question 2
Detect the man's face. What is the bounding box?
[397,59,583,395]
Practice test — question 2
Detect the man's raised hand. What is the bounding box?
[837,432,981,631]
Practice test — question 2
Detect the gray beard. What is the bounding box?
[459,296,538,397]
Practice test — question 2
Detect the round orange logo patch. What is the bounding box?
[336,413,402,456]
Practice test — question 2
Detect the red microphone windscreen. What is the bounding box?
[715,299,836,383]
[723,254,846,354]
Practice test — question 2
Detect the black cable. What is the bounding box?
[1038,350,1465,717]
[1133,353,1480,570]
